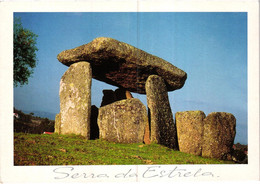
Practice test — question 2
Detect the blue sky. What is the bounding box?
[13,12,247,144]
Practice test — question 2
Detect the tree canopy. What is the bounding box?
[13,17,38,87]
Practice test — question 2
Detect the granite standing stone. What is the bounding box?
[54,113,61,134]
[175,111,206,156]
[146,75,178,149]
[98,98,147,143]
[59,62,92,138]
[57,37,187,94]
[202,112,236,160]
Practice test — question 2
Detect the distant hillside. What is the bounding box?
[23,110,56,120]
[14,108,55,134]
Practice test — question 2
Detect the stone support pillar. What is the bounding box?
[59,62,92,138]
[54,113,61,134]
[145,75,178,149]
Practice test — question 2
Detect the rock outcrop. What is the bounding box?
[59,62,92,138]
[202,112,236,160]
[98,98,148,143]
[57,37,187,94]
[175,111,205,156]
[146,75,178,149]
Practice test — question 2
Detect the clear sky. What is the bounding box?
[13,12,247,144]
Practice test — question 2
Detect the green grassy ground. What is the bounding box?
[14,133,234,165]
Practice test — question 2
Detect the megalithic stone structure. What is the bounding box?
[59,62,92,138]
[56,37,187,146]
[54,113,61,134]
[145,75,178,149]
[57,37,187,94]
[202,112,236,160]
[53,37,239,162]
[98,98,148,143]
[175,111,206,156]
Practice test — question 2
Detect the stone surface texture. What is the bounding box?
[175,111,206,156]
[202,112,236,160]
[57,37,187,94]
[54,113,61,134]
[146,75,178,149]
[59,62,92,138]
[98,98,148,143]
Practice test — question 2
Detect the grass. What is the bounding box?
[14,133,234,165]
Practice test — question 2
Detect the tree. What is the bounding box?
[13,17,38,87]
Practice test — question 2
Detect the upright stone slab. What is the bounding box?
[175,111,206,156]
[202,112,236,160]
[54,113,61,134]
[59,62,92,138]
[146,75,178,149]
[98,98,147,143]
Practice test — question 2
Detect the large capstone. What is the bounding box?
[57,37,187,94]
[202,112,236,160]
[175,111,206,156]
[59,62,92,138]
[97,98,148,143]
[146,75,178,149]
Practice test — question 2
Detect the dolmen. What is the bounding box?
[55,37,236,160]
[56,37,186,149]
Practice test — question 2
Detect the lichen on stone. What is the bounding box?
[146,75,178,149]
[98,98,148,144]
[59,62,92,139]
[57,37,187,94]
